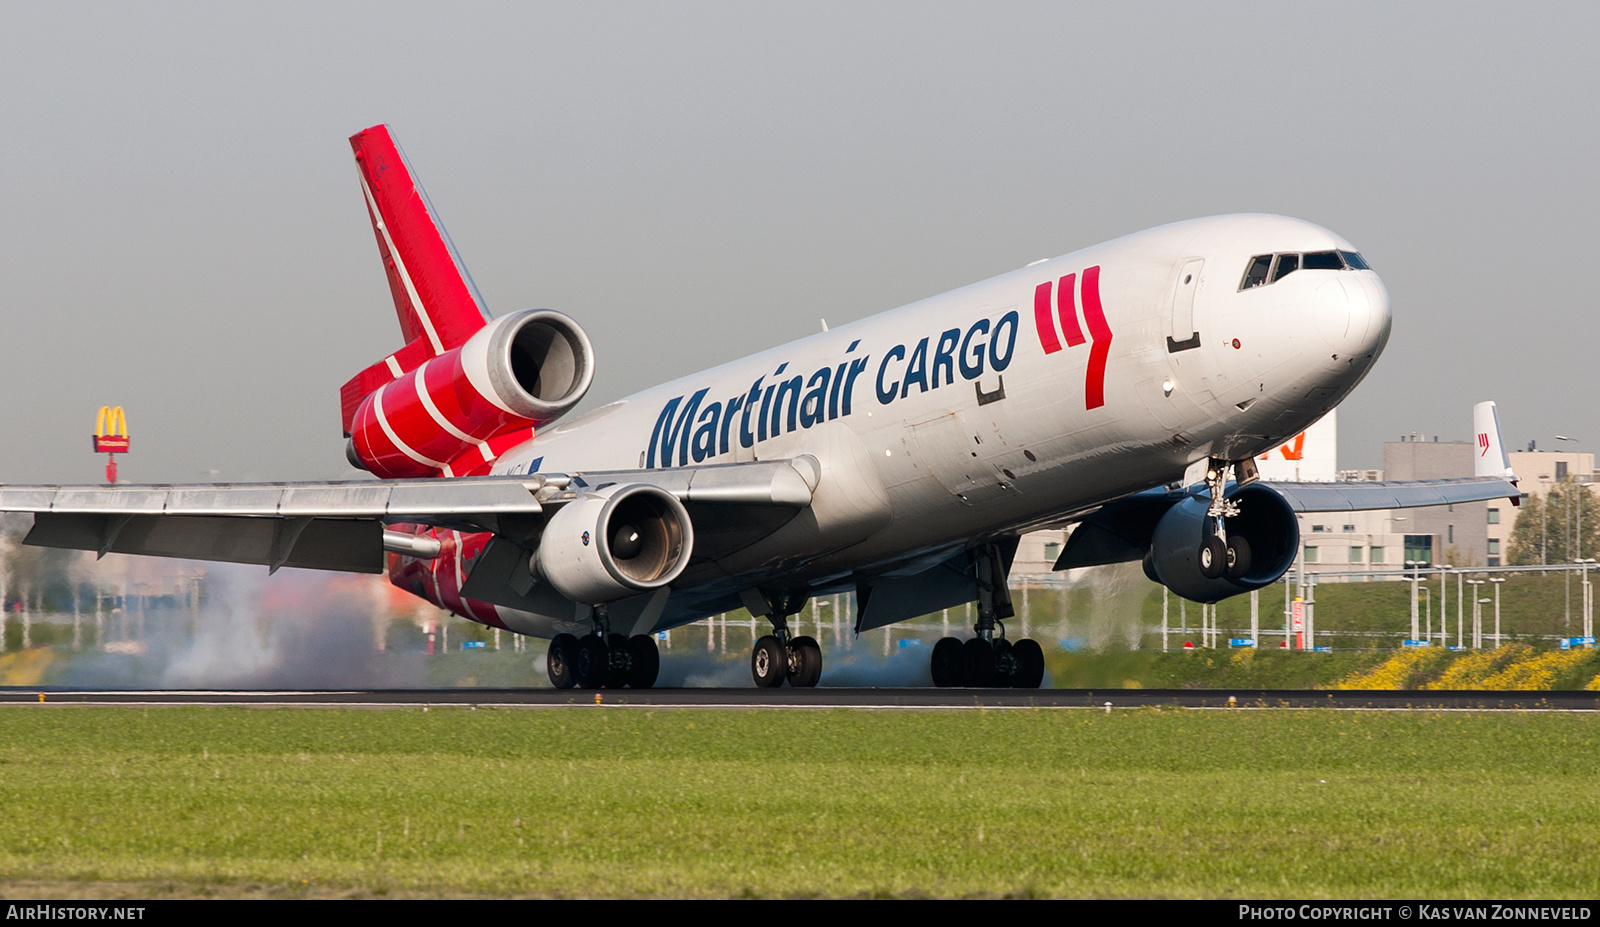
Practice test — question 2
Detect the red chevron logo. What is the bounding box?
[1032,265,1112,410]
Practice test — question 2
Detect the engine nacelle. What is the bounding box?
[1145,483,1300,603]
[535,484,695,605]
[349,309,594,478]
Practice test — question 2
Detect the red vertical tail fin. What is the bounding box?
[342,125,496,433]
[349,124,491,353]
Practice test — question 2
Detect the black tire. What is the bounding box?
[1012,638,1045,689]
[605,632,630,688]
[751,635,788,688]
[789,636,822,688]
[930,637,963,687]
[960,637,996,687]
[546,633,578,689]
[992,638,1016,684]
[626,634,660,689]
[1225,535,1253,579]
[574,633,610,689]
[1200,536,1227,579]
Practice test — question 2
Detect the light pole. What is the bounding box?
[1405,559,1427,642]
[1555,436,1580,625]
[1578,559,1596,641]
[1437,564,1452,648]
[1467,579,1485,649]
[1490,577,1505,648]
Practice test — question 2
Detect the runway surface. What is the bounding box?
[3,687,1598,710]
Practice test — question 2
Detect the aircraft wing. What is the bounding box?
[0,459,815,574]
[1259,476,1520,513]
[1261,400,1521,513]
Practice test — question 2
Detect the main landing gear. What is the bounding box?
[1198,458,1251,581]
[546,606,660,689]
[930,543,1045,689]
[750,589,823,688]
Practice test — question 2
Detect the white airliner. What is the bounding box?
[0,126,1520,689]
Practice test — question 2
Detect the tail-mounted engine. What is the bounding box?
[535,484,695,605]
[1144,483,1300,603]
[347,309,594,478]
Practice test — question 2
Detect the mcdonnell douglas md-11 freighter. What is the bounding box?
[0,125,1520,688]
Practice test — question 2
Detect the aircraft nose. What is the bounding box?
[1313,272,1391,360]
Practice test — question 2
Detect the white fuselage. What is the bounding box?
[489,214,1390,633]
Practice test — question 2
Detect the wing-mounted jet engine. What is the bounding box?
[1055,474,1302,605]
[1142,480,1301,602]
[535,483,694,604]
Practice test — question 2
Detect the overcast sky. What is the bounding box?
[2,2,1595,483]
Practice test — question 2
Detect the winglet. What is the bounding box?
[1473,400,1518,485]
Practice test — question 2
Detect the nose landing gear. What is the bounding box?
[1198,459,1252,581]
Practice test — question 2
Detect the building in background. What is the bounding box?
[1383,437,1488,567]
[1497,448,1597,565]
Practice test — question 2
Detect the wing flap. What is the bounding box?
[0,479,542,521]
[25,513,383,573]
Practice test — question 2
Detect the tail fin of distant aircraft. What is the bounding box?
[340,125,495,433]
[1473,400,1518,488]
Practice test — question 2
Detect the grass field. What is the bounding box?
[1,706,1597,899]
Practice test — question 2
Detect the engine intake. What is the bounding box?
[1145,483,1300,603]
[535,484,694,605]
[472,308,594,424]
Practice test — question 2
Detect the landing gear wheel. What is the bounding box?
[751,635,788,688]
[546,633,578,689]
[992,638,1016,685]
[1225,535,1252,579]
[626,635,660,689]
[1012,638,1045,689]
[931,637,963,688]
[604,633,630,688]
[788,636,822,688]
[574,633,610,689]
[1200,536,1227,579]
[960,637,996,687]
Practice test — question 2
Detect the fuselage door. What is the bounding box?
[1167,258,1204,352]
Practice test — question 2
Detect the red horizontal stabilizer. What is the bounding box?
[349,125,491,355]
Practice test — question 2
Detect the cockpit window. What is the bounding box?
[1239,249,1373,290]
[1270,253,1299,282]
[1241,254,1272,289]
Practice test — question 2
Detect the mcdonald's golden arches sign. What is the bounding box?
[93,406,130,453]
